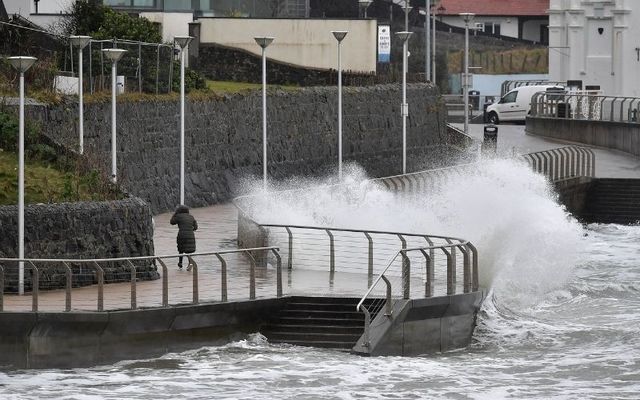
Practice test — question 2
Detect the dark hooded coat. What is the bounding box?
[170,205,198,254]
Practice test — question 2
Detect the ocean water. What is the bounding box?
[1,160,639,399]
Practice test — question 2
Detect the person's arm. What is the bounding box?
[193,219,198,231]
[170,214,178,225]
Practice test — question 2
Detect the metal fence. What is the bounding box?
[522,146,596,182]
[0,247,281,312]
[68,38,174,94]
[531,92,640,124]
[0,20,175,94]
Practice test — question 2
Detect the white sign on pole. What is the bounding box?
[378,25,391,63]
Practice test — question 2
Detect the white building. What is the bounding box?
[548,0,636,97]
[436,0,549,43]
[3,0,73,28]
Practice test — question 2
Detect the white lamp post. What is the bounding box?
[174,36,193,206]
[425,0,430,82]
[69,36,91,155]
[396,31,413,175]
[7,56,37,295]
[331,31,348,181]
[460,13,475,135]
[403,1,412,31]
[359,0,372,18]
[101,48,127,184]
[254,36,274,191]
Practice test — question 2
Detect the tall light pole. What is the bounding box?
[359,0,372,18]
[331,31,348,181]
[460,13,475,135]
[425,0,430,82]
[174,36,193,206]
[254,36,274,191]
[403,1,411,31]
[69,36,91,155]
[101,48,127,184]
[8,56,37,295]
[396,31,413,175]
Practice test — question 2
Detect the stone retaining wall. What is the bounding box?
[28,84,452,213]
[0,197,157,292]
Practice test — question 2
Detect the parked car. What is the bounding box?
[485,85,565,124]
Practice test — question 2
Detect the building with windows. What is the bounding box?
[435,0,549,44]
[548,0,636,96]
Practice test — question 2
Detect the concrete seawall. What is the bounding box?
[0,298,286,369]
[526,116,640,157]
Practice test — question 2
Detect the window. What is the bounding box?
[501,91,518,104]
[104,0,155,7]
[484,22,501,36]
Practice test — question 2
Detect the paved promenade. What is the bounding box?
[3,124,638,312]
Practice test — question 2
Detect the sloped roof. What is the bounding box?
[437,0,549,17]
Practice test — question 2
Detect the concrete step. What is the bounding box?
[264,331,362,343]
[266,338,355,349]
[274,316,365,327]
[261,324,364,335]
[279,309,365,320]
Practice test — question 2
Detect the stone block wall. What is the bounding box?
[0,197,157,292]
[29,84,451,214]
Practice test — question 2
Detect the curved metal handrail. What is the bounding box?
[0,246,280,313]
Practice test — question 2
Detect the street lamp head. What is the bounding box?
[7,56,37,73]
[254,37,274,49]
[459,13,476,24]
[101,48,127,63]
[174,36,193,49]
[395,31,413,43]
[69,35,91,49]
[331,31,348,43]
[359,0,372,7]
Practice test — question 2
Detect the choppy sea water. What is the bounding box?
[2,160,639,399]
[0,222,638,400]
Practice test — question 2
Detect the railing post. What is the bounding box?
[285,227,293,270]
[457,245,471,293]
[362,309,371,348]
[401,251,410,299]
[187,255,198,304]
[0,265,3,311]
[156,258,169,307]
[381,275,393,316]
[214,254,228,302]
[126,260,137,310]
[62,262,73,312]
[28,262,39,312]
[419,249,433,297]
[442,248,454,295]
[93,261,104,311]
[326,229,335,284]
[467,243,479,292]
[245,251,257,300]
[271,248,282,298]
[364,232,373,287]
[445,239,457,290]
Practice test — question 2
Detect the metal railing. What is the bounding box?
[501,79,565,97]
[355,240,478,348]
[0,246,280,312]
[531,92,640,124]
[522,146,596,182]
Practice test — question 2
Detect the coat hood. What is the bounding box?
[175,205,190,214]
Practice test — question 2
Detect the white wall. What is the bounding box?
[140,11,193,42]
[549,0,637,96]
[3,0,29,16]
[440,16,518,39]
[522,20,546,42]
[197,18,377,73]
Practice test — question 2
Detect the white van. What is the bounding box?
[485,85,564,124]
